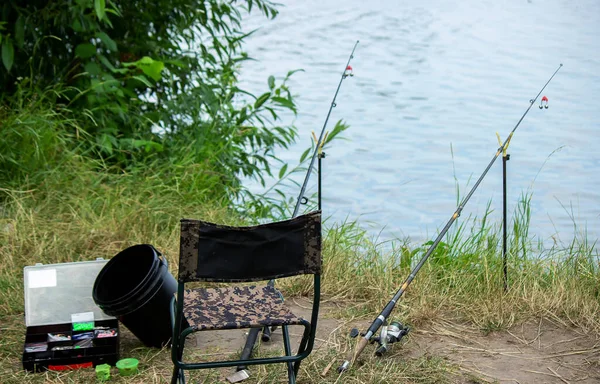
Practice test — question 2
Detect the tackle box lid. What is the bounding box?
[23,259,116,327]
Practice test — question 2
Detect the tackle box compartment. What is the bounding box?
[22,259,120,372]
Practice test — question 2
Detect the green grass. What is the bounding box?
[1,170,598,383]
[316,199,600,333]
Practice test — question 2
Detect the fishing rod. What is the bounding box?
[336,63,563,375]
[227,40,359,383]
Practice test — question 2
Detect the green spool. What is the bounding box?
[116,358,139,376]
[95,364,111,381]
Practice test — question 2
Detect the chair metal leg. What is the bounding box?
[171,296,185,384]
[171,365,178,384]
[293,357,302,378]
[281,325,296,384]
[171,366,186,384]
[171,334,186,384]
[293,325,311,377]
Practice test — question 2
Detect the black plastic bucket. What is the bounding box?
[93,244,182,348]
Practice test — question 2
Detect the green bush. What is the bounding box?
[1,1,300,208]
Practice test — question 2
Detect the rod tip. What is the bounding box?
[559,63,563,66]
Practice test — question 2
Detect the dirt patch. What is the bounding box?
[409,318,600,383]
[170,298,600,383]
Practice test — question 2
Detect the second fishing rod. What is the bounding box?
[337,63,563,374]
[228,40,359,384]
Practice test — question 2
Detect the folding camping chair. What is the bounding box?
[170,211,322,384]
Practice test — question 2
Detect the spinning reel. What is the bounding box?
[350,320,410,357]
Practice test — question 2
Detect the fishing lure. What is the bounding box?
[343,65,354,78]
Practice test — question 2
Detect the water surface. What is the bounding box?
[239,0,600,247]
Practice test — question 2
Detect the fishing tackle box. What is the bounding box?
[22,259,120,372]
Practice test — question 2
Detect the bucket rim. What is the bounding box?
[93,244,163,308]
[97,262,169,317]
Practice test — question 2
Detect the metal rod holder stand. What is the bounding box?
[502,153,510,292]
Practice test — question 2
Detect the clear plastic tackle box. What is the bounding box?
[22,259,120,372]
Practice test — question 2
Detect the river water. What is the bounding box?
[239,0,600,248]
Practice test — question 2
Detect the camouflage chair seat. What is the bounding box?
[181,285,304,331]
[170,211,322,384]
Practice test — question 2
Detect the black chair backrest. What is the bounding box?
[178,211,322,283]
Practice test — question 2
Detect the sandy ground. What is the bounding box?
[171,298,600,384]
[408,319,600,383]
